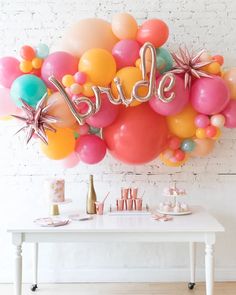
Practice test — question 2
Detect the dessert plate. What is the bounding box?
[34,217,70,227]
[157,209,192,216]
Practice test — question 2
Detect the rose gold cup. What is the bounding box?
[117,199,124,211]
[95,202,104,215]
[121,188,129,199]
[127,199,133,210]
[136,198,143,211]
[131,188,138,199]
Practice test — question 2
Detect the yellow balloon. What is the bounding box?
[167,104,197,138]
[82,82,94,97]
[41,127,75,160]
[79,48,116,87]
[196,128,206,139]
[159,151,188,167]
[0,115,13,121]
[111,66,147,107]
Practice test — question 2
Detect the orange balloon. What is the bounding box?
[201,62,221,75]
[41,127,75,160]
[46,92,77,128]
[111,66,147,107]
[79,48,116,87]
[189,138,215,157]
[167,104,197,138]
[60,18,119,58]
[223,68,236,99]
[112,13,138,40]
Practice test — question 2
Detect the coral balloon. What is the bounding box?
[137,19,169,47]
[41,127,75,160]
[0,57,22,88]
[41,51,78,90]
[168,136,181,150]
[112,13,138,40]
[46,92,77,128]
[61,152,80,169]
[223,68,236,99]
[112,39,140,69]
[205,125,217,138]
[222,100,236,128]
[174,149,186,161]
[86,93,120,128]
[0,87,18,117]
[103,103,168,164]
[167,104,197,138]
[79,48,116,87]
[75,134,106,164]
[149,75,189,116]
[190,76,230,115]
[60,18,118,58]
[10,74,47,108]
[189,139,215,157]
[160,150,188,167]
[111,66,147,107]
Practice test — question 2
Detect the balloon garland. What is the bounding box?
[0,12,235,167]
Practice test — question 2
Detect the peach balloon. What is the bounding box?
[60,18,118,58]
[46,92,77,128]
[79,48,116,87]
[111,66,147,107]
[112,13,138,40]
[223,68,236,99]
[189,138,215,157]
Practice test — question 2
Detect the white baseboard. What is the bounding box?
[1,268,236,283]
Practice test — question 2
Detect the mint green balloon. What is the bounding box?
[156,47,173,74]
[10,74,47,108]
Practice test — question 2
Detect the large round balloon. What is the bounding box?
[111,66,147,107]
[222,100,236,128]
[86,93,120,128]
[60,18,118,58]
[75,134,106,164]
[190,76,230,115]
[79,48,116,86]
[111,13,138,40]
[41,127,75,160]
[10,74,47,108]
[0,57,22,88]
[136,19,169,47]
[149,75,189,116]
[0,87,19,117]
[103,103,168,164]
[46,92,77,128]
[41,51,78,89]
[167,104,197,138]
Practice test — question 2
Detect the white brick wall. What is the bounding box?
[0,0,236,283]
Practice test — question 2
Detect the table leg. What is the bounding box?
[31,243,38,292]
[188,242,196,290]
[14,245,22,295]
[205,242,214,295]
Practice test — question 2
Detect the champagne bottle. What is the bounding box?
[86,175,97,214]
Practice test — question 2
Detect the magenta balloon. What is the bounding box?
[61,152,80,168]
[149,75,189,116]
[112,40,141,69]
[0,87,18,117]
[0,57,22,88]
[86,93,120,128]
[41,52,78,90]
[191,76,230,115]
[194,114,210,128]
[222,100,236,128]
[75,134,106,164]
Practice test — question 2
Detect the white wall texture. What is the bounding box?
[0,0,236,283]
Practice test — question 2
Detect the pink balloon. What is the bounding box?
[41,52,78,90]
[191,76,230,115]
[61,152,80,168]
[222,100,236,128]
[194,114,210,128]
[149,75,189,116]
[79,123,90,135]
[75,134,106,164]
[112,40,141,69]
[0,57,22,88]
[0,87,18,117]
[86,93,120,128]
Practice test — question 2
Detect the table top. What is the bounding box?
[7,206,224,234]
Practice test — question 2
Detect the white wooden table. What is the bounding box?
[8,206,224,295]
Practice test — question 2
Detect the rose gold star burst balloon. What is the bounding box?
[12,93,59,144]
